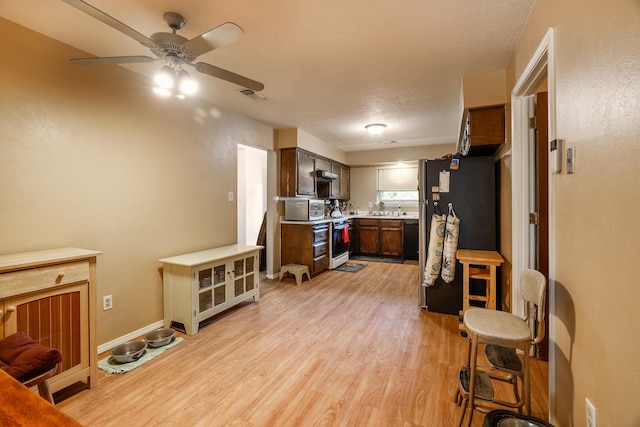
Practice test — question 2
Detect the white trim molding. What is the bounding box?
[510,27,557,423]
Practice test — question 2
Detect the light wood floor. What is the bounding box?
[55,261,548,426]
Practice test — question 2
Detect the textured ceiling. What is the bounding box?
[0,0,535,152]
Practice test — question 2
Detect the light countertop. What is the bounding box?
[280,213,419,225]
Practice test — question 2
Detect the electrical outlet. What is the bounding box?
[586,398,596,427]
[368,202,373,208]
[103,295,113,311]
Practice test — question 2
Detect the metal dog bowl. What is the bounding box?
[498,420,547,427]
[144,328,176,348]
[110,341,146,363]
[484,410,554,427]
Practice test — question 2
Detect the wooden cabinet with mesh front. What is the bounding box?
[0,247,101,394]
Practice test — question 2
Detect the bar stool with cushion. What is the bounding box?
[455,269,546,427]
[0,332,62,405]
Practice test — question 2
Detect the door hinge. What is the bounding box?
[529,116,537,129]
[529,212,539,225]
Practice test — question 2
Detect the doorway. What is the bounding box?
[237,144,267,248]
[511,28,556,417]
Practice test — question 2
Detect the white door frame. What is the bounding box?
[511,27,556,418]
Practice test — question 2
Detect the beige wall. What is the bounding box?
[0,18,274,345]
[274,128,347,164]
[508,0,640,425]
[462,70,508,108]
[346,143,455,166]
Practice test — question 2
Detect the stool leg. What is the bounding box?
[465,332,479,427]
[456,395,468,427]
[524,341,531,415]
[37,380,55,405]
[295,272,302,286]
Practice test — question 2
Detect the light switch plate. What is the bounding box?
[566,146,575,174]
[228,191,234,202]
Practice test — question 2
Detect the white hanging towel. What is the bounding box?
[441,204,460,283]
[422,212,446,287]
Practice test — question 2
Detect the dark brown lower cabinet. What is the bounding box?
[357,219,380,255]
[380,220,404,257]
[281,223,329,276]
[355,218,404,258]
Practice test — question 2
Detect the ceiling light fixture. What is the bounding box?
[365,123,387,136]
[153,65,198,99]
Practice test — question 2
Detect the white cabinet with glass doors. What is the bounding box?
[160,244,262,335]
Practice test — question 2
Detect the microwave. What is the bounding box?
[284,199,325,221]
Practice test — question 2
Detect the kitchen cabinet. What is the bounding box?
[380,219,404,257]
[341,166,351,200]
[280,147,350,200]
[330,162,351,200]
[357,218,381,256]
[160,245,262,336]
[458,104,506,157]
[355,218,404,257]
[0,247,101,394]
[281,222,329,276]
[280,147,316,197]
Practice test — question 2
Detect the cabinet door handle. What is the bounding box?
[6,306,16,312]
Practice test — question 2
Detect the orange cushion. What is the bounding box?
[0,332,61,382]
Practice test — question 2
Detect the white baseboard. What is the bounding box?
[97,320,164,354]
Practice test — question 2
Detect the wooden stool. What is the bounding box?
[279,264,311,285]
[457,249,504,312]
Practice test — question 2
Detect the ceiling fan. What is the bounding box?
[62,0,264,94]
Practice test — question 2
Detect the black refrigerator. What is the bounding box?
[418,156,498,315]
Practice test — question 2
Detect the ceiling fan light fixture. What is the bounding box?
[152,86,172,97]
[154,66,174,89]
[177,70,198,95]
[366,123,387,136]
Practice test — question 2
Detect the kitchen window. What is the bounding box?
[377,165,419,204]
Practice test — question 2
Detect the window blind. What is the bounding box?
[377,166,418,191]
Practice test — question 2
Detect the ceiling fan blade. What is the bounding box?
[62,0,155,48]
[70,56,157,65]
[194,62,264,92]
[183,22,244,57]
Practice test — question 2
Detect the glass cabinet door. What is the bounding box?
[234,258,245,297]
[198,268,213,313]
[213,264,226,306]
[234,256,256,296]
[245,256,255,292]
[198,264,227,313]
